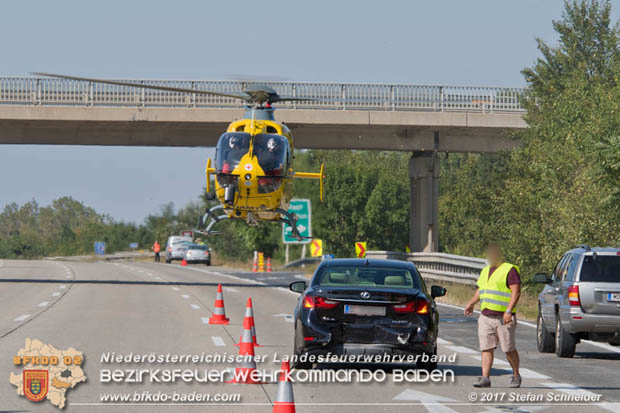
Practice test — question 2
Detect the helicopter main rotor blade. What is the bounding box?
[272,96,319,102]
[32,72,252,101]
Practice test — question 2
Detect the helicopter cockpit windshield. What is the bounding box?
[254,134,289,176]
[215,132,251,174]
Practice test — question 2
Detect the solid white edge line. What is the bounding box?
[436,302,620,354]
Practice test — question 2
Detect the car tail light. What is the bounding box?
[393,301,416,313]
[393,300,429,314]
[568,285,580,307]
[204,251,209,256]
[416,300,429,314]
[303,296,315,308]
[302,296,338,309]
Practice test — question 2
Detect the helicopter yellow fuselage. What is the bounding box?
[206,116,322,224]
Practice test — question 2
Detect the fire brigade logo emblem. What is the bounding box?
[23,370,48,402]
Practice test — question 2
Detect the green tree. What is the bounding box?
[438,0,620,282]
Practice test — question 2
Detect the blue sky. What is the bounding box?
[1,0,611,223]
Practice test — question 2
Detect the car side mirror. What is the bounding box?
[533,273,551,284]
[431,285,447,298]
[289,281,307,294]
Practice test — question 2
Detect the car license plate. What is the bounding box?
[607,293,620,302]
[344,304,385,316]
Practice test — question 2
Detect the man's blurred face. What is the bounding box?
[486,244,503,266]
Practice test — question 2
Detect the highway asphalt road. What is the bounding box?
[1,258,619,412]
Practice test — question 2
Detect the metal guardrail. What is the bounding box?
[366,250,485,285]
[0,77,526,113]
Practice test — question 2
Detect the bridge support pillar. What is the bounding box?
[409,132,440,252]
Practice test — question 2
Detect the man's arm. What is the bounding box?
[503,283,521,323]
[464,288,480,316]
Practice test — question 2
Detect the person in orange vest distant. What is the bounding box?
[152,241,161,263]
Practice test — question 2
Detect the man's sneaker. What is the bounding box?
[473,377,491,388]
[509,375,522,388]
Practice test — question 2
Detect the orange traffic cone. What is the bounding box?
[273,361,295,413]
[227,311,261,384]
[208,284,229,325]
[181,259,187,266]
[237,298,260,346]
[266,257,272,272]
[252,256,257,272]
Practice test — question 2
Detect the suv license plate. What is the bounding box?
[344,305,386,316]
[607,293,620,302]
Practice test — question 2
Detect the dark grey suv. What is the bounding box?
[534,245,620,357]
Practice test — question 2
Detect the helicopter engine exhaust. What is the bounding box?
[224,184,235,205]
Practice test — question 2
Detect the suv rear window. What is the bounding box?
[580,255,620,282]
[315,267,419,289]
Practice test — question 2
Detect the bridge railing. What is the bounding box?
[0,77,526,113]
[366,250,485,285]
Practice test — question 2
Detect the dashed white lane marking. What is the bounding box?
[37,301,49,307]
[437,302,620,354]
[190,304,200,310]
[520,368,550,379]
[52,292,61,297]
[59,285,67,289]
[181,294,190,299]
[471,354,510,367]
[445,345,478,354]
[273,313,294,322]
[225,287,240,293]
[542,382,605,404]
[200,317,210,324]
[436,338,453,346]
[155,276,162,280]
[14,314,30,322]
[172,287,180,291]
[0,259,4,267]
[211,336,226,347]
[65,275,71,278]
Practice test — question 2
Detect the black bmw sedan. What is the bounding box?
[289,258,446,370]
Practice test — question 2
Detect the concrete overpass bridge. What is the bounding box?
[0,76,528,252]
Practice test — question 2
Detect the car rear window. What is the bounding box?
[580,255,620,282]
[315,267,419,289]
[171,239,191,245]
[189,245,208,250]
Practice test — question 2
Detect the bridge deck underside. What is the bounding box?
[0,106,525,152]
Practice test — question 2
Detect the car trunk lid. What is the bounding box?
[312,287,424,344]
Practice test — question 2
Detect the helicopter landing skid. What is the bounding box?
[197,206,310,241]
[275,208,310,241]
[196,205,228,237]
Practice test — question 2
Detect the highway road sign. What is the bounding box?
[282,199,311,244]
[310,239,323,257]
[355,242,367,258]
[94,242,106,256]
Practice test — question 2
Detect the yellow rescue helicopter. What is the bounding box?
[33,73,325,239]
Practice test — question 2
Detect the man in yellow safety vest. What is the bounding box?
[465,242,521,388]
